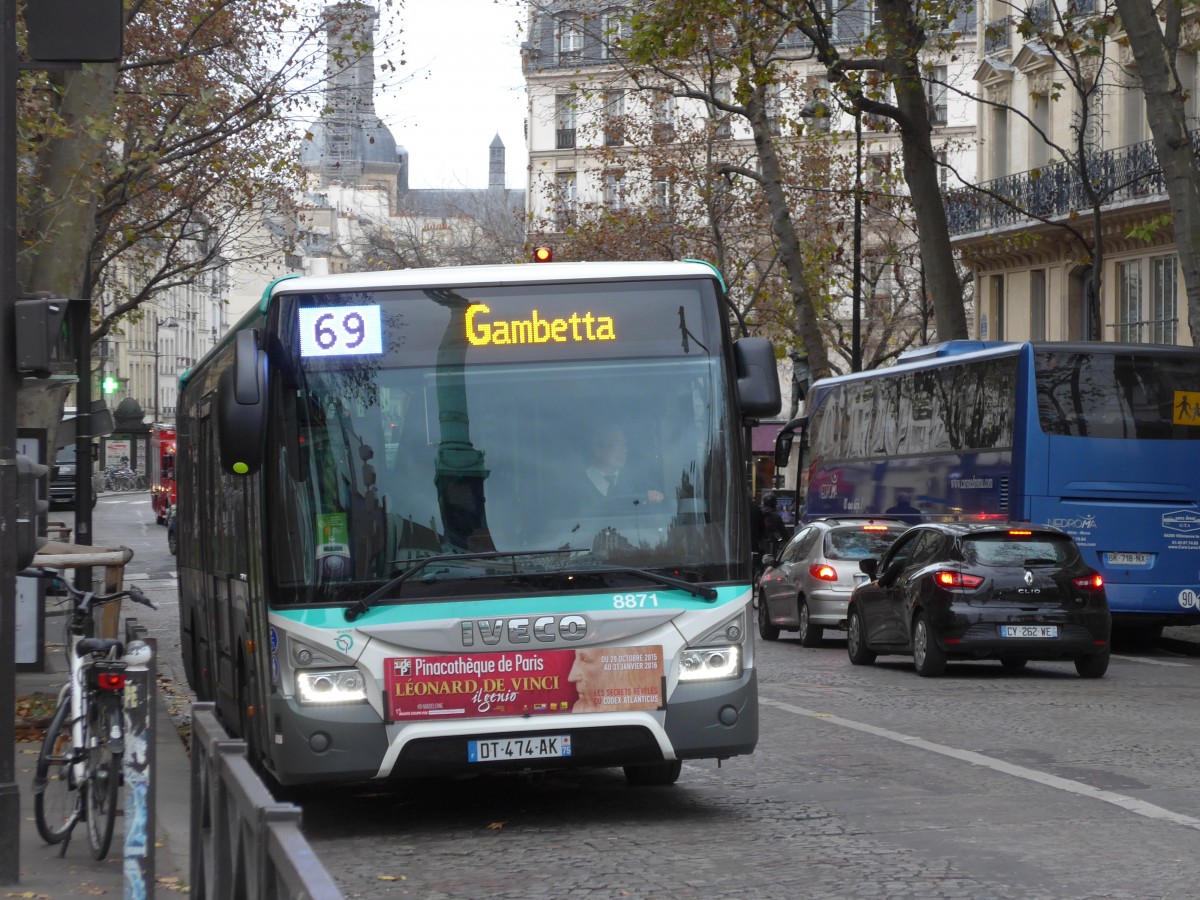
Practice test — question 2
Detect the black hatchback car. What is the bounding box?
[847,522,1111,678]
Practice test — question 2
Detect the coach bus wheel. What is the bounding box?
[623,760,682,786]
[757,591,780,641]
[797,598,823,648]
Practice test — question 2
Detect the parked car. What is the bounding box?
[166,505,178,556]
[846,522,1110,678]
[49,443,97,509]
[757,517,909,646]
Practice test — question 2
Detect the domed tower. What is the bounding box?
[300,2,407,192]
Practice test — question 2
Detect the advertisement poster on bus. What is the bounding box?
[385,646,664,721]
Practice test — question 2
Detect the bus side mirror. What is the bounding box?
[734,338,782,418]
[216,330,268,476]
[774,432,793,469]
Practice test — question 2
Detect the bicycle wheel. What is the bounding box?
[34,696,83,844]
[85,696,121,860]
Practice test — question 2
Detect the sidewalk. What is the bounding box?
[13,661,191,896]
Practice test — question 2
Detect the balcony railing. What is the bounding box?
[555,128,576,149]
[945,132,1200,236]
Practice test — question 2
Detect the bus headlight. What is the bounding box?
[296,668,367,704]
[678,646,741,682]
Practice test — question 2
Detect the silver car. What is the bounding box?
[757,518,908,646]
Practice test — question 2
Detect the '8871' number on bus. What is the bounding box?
[613,593,659,608]
[298,305,384,358]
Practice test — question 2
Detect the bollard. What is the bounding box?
[122,636,157,900]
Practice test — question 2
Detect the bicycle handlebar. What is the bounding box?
[18,567,159,611]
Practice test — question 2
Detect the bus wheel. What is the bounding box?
[757,591,780,641]
[797,598,823,648]
[192,628,213,702]
[623,760,682,786]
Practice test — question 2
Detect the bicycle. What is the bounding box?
[23,568,157,859]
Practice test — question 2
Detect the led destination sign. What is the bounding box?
[465,302,615,347]
[288,279,716,366]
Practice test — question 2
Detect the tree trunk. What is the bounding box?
[747,93,833,380]
[879,0,968,341]
[18,64,118,299]
[1115,0,1200,346]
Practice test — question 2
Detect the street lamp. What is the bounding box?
[800,98,862,373]
[153,316,179,425]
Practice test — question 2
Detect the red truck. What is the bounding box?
[150,425,176,525]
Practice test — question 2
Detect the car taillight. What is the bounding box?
[934,570,984,589]
[809,564,838,581]
[1008,529,1033,536]
[862,524,889,532]
[1073,574,1104,589]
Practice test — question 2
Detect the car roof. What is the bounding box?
[905,521,1070,538]
[811,516,909,528]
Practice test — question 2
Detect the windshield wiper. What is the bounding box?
[558,565,718,600]
[344,550,718,620]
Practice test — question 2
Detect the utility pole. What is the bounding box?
[1,0,23,882]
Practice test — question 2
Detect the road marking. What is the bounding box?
[1111,654,1190,667]
[761,696,1200,832]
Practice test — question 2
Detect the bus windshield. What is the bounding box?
[264,282,741,605]
[1035,349,1200,440]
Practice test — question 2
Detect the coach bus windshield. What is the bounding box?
[263,280,743,606]
[1035,349,1200,440]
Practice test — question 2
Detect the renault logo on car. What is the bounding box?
[461,614,588,647]
[1024,570,1034,585]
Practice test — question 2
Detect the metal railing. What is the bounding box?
[945,131,1200,235]
[190,703,343,900]
[555,128,576,149]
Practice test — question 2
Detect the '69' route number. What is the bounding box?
[298,305,383,358]
[613,593,658,608]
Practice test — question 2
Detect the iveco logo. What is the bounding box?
[461,615,588,647]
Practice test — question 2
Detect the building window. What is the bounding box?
[1151,255,1178,344]
[601,11,629,59]
[554,172,577,231]
[603,171,626,210]
[1030,269,1046,340]
[652,92,675,141]
[990,106,1009,179]
[604,90,625,146]
[712,81,732,139]
[555,94,576,149]
[1118,260,1143,342]
[1030,93,1050,168]
[927,65,948,126]
[993,274,1005,340]
[652,172,672,210]
[558,18,583,58]
[1123,76,1145,148]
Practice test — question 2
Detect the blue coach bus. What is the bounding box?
[775,341,1200,639]
[175,260,780,787]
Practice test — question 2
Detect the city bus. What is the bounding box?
[774,340,1200,640]
[175,261,780,787]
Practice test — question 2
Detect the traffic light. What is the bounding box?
[101,374,122,395]
[15,453,49,570]
[14,296,70,375]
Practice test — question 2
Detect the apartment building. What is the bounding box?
[948,0,1197,346]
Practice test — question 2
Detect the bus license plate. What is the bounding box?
[1000,625,1058,638]
[1106,552,1150,567]
[468,735,572,763]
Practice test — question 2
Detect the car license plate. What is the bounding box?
[853,573,869,586]
[468,735,572,763]
[1000,625,1058,638]
[1106,552,1150,567]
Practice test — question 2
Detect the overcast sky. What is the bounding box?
[373,0,529,191]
